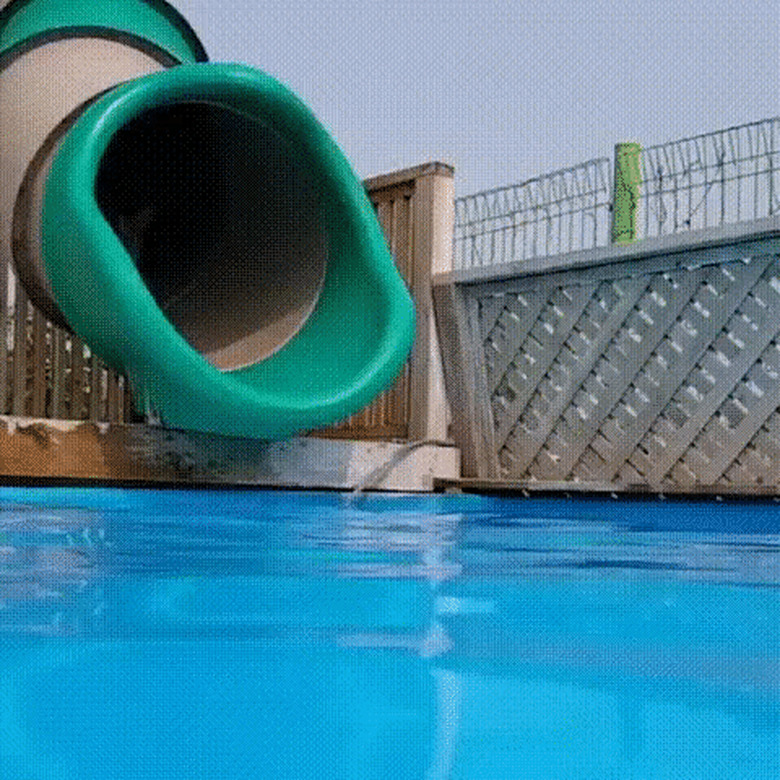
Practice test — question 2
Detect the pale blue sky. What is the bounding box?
[170,0,780,196]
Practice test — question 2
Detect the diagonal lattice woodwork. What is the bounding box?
[459,252,780,489]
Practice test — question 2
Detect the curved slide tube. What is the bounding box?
[0,0,415,439]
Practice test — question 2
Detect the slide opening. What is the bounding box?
[95,100,328,371]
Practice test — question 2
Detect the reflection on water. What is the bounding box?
[0,489,778,779]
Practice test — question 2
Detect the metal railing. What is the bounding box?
[453,158,612,270]
[639,118,780,238]
[455,117,780,270]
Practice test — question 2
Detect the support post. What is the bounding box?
[611,142,642,245]
[409,163,455,442]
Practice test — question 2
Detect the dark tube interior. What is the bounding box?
[95,102,328,371]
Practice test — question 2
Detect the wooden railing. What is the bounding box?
[0,272,133,423]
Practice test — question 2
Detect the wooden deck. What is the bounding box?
[0,415,460,491]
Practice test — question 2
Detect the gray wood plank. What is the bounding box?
[11,288,28,417]
[433,283,498,478]
[70,336,86,419]
[0,261,8,415]
[29,309,47,417]
[88,356,102,421]
[49,327,66,418]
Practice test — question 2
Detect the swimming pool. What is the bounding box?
[0,487,777,779]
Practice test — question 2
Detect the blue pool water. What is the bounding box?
[0,487,777,779]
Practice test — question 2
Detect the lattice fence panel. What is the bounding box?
[465,253,780,488]
[724,406,780,486]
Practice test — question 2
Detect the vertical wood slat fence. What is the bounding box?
[1,276,132,423]
[0,163,452,441]
[314,172,415,440]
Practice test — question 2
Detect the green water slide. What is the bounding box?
[0,0,414,439]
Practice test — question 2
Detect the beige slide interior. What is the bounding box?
[94,102,329,370]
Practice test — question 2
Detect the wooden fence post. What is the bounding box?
[408,162,454,442]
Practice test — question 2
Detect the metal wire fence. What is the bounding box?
[454,117,780,270]
[453,158,613,270]
[639,118,780,238]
